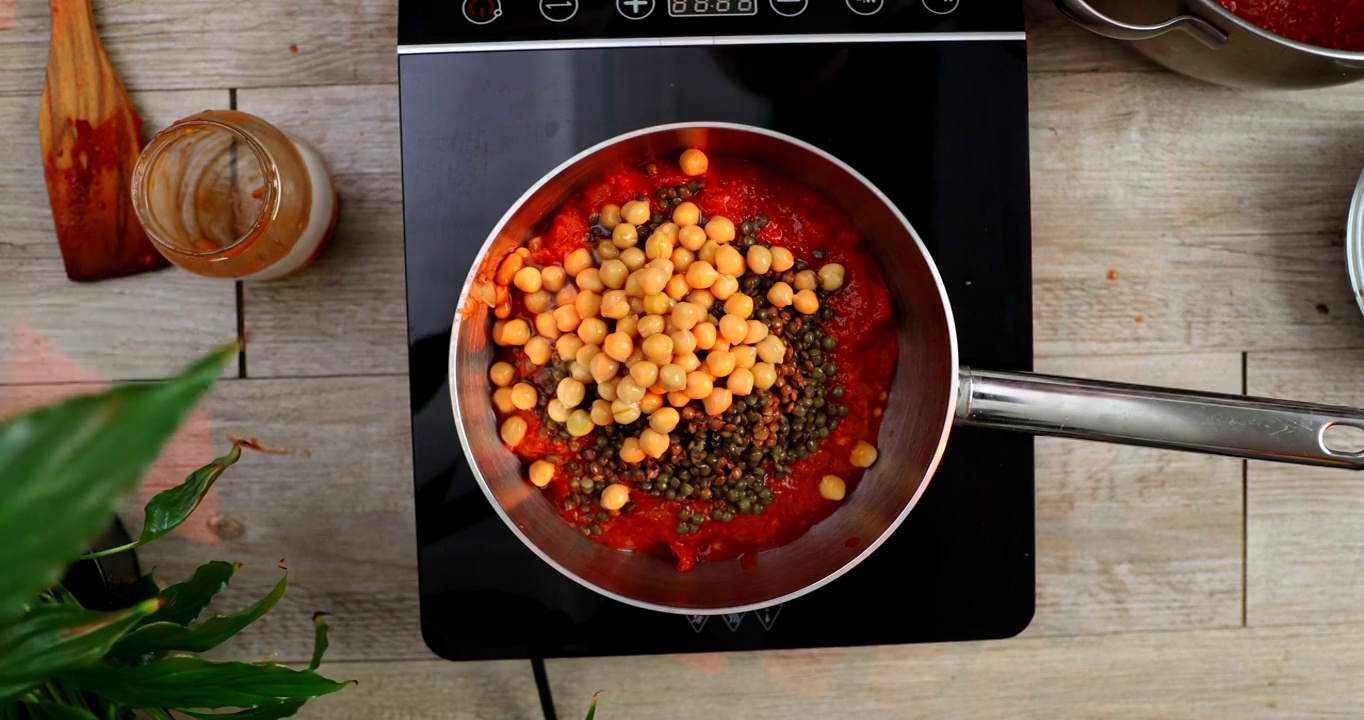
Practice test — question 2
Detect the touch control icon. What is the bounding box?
[463,0,502,24]
[769,0,808,17]
[618,0,655,20]
[845,0,883,15]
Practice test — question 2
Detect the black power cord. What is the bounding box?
[531,656,558,720]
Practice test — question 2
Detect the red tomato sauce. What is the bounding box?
[1217,1,1364,51]
[503,156,896,571]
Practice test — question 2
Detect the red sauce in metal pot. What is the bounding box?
[1218,1,1364,51]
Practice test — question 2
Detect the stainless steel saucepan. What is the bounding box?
[451,123,1364,615]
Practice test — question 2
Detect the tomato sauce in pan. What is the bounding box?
[1217,1,1364,51]
[500,157,896,571]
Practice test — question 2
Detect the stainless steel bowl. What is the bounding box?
[1054,0,1364,89]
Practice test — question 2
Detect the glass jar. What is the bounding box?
[130,110,338,280]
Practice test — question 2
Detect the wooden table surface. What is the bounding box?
[7,1,1364,717]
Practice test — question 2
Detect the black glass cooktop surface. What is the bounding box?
[400,2,1033,662]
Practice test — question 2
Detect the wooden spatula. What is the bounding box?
[40,0,167,282]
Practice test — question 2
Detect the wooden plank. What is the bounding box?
[1028,353,1244,636]
[1245,349,1364,626]
[0,89,238,382]
[296,660,543,720]
[1031,71,1364,356]
[121,374,428,662]
[236,84,407,378]
[0,0,398,97]
[548,622,1364,718]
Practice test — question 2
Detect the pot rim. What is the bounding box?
[448,121,961,614]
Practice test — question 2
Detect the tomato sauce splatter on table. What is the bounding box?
[505,157,897,571]
[1217,1,1364,51]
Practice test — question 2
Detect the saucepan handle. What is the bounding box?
[1052,0,1229,49]
[956,368,1364,469]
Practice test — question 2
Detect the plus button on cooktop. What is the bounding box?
[617,0,655,19]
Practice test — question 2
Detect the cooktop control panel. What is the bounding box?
[398,0,1011,48]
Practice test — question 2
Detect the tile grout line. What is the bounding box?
[1241,350,1248,628]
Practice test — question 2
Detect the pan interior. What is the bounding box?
[451,124,957,613]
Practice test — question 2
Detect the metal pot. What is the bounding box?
[1054,0,1364,89]
[451,123,1364,615]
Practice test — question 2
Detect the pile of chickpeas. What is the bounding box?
[485,148,865,514]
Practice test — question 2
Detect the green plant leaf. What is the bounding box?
[142,562,240,628]
[0,600,160,705]
[308,614,329,672]
[133,442,246,548]
[59,657,348,709]
[141,709,174,720]
[0,345,234,625]
[179,702,304,719]
[111,573,286,659]
[20,699,100,720]
[584,692,599,720]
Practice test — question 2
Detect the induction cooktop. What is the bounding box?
[398,0,1034,662]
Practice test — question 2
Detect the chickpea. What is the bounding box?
[642,333,675,363]
[670,247,695,274]
[591,399,614,427]
[612,399,642,425]
[794,270,818,292]
[529,460,555,488]
[556,334,584,362]
[491,320,506,345]
[628,297,645,316]
[510,383,538,411]
[649,406,681,434]
[597,259,627,289]
[541,265,566,292]
[570,361,593,383]
[669,302,700,332]
[500,319,530,346]
[576,289,602,319]
[612,222,639,249]
[619,437,646,463]
[752,362,777,390]
[687,289,715,310]
[631,360,660,387]
[566,409,594,438]
[620,247,647,272]
[513,266,542,293]
[556,283,579,308]
[714,245,744,276]
[851,441,879,468]
[553,304,582,333]
[599,203,622,230]
[685,261,718,290]
[637,314,666,337]
[697,240,719,264]
[793,289,820,315]
[577,268,605,294]
[680,148,709,176]
[547,398,569,422]
[623,272,644,298]
[535,311,561,340]
[706,350,736,378]
[726,367,755,396]
[770,246,795,272]
[767,281,794,307]
[684,371,714,400]
[659,363,687,391]
[724,293,754,320]
[597,240,620,261]
[617,376,647,405]
[590,351,620,383]
[617,314,640,337]
[666,391,689,408]
[756,335,786,364]
[621,200,651,226]
[648,256,674,274]
[818,263,847,292]
[603,332,634,362]
[673,201,701,227]
[747,246,773,275]
[489,361,515,387]
[704,216,735,244]
[719,314,749,345]
[677,224,707,252]
[645,233,674,261]
[710,275,739,301]
[743,320,769,345]
[675,351,702,372]
[819,475,846,501]
[577,317,608,345]
[552,377,584,408]
[525,290,554,314]
[692,321,718,350]
[600,290,629,319]
[732,345,757,369]
[492,387,516,414]
[638,267,669,296]
[640,392,664,415]
[496,253,524,287]
[640,428,670,459]
[601,483,632,510]
[665,273,690,300]
[564,248,594,276]
[711,340,731,354]
[525,336,553,366]
[500,416,528,447]
[703,387,734,416]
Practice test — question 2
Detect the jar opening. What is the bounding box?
[132,120,278,258]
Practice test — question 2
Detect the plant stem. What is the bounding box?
[49,581,83,607]
[79,541,139,560]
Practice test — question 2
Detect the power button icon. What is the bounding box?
[464,0,502,24]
